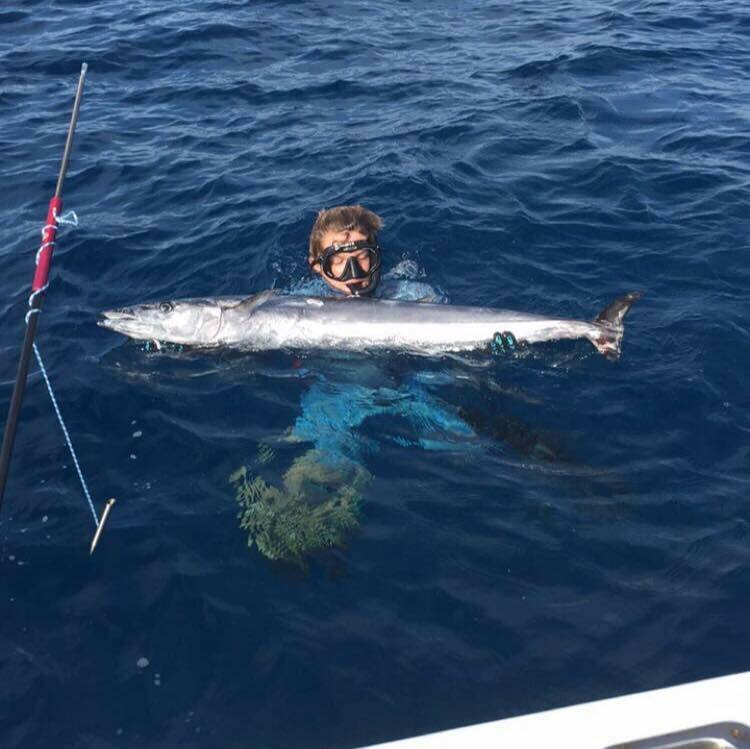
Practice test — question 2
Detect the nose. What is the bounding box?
[341,256,368,281]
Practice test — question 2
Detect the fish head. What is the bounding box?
[98,298,224,346]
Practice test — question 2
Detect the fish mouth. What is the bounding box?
[97,308,149,339]
[98,308,134,329]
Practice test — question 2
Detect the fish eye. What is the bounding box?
[159,302,174,314]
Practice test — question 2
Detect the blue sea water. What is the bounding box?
[1,1,750,747]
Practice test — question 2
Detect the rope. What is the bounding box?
[32,342,99,526]
[55,210,79,227]
[24,208,98,525]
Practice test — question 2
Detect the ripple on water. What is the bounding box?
[0,1,749,747]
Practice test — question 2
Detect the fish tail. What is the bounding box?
[590,291,643,360]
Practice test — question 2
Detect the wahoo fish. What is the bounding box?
[99,290,642,359]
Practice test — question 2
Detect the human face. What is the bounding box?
[313,229,377,295]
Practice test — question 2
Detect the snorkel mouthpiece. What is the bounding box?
[350,266,381,297]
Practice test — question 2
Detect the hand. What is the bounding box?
[489,331,519,356]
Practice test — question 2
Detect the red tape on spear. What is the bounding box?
[32,196,64,294]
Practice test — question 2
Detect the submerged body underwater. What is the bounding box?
[230,278,558,565]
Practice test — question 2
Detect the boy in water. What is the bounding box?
[305,204,444,303]
[232,207,536,561]
[242,205,453,559]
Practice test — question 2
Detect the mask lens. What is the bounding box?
[321,242,381,281]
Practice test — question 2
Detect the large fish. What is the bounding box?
[99,290,642,359]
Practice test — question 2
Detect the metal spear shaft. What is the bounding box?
[0,63,88,510]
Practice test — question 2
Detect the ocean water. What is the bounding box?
[1,1,749,747]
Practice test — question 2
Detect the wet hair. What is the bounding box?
[308,205,383,266]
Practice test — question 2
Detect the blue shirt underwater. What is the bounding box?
[288,275,473,462]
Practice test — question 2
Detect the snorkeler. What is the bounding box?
[308,204,383,297]
[305,204,444,303]
[229,207,555,561]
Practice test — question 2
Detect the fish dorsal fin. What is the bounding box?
[231,289,277,312]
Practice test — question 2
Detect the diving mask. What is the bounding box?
[319,240,382,296]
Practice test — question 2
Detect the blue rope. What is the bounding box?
[32,342,99,525]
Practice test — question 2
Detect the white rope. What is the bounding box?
[33,342,99,526]
[55,210,78,227]
[22,209,97,524]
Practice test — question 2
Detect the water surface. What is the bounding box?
[1,2,749,747]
